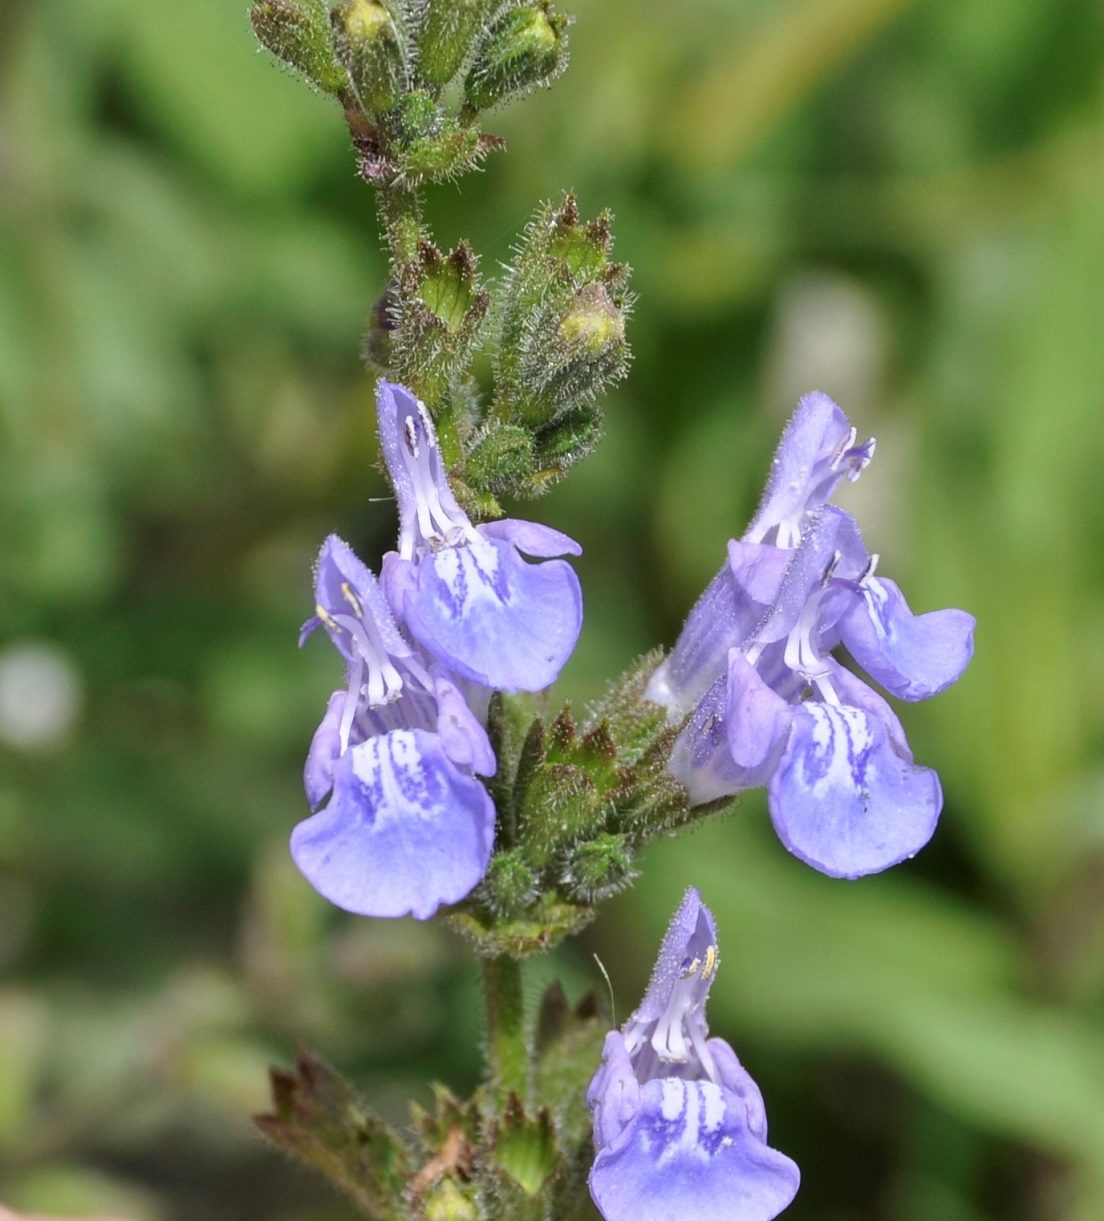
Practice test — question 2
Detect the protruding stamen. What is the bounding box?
[416,399,437,447]
[821,550,842,587]
[403,415,419,458]
[331,611,405,710]
[341,581,363,618]
[393,400,477,560]
[860,553,879,583]
[783,593,832,687]
[680,955,702,980]
[832,426,858,470]
[645,946,721,1081]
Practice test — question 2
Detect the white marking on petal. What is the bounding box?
[660,1078,685,1122]
[801,703,875,799]
[700,1082,727,1134]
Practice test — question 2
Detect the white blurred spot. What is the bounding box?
[765,270,890,417]
[0,642,82,752]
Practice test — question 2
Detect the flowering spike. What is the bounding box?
[587,890,799,1221]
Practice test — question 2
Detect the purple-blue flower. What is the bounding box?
[651,393,974,878]
[377,380,583,692]
[292,534,496,919]
[587,888,799,1221]
[646,392,874,718]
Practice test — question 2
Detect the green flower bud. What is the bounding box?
[460,422,535,496]
[389,93,505,183]
[492,1101,556,1196]
[562,832,636,902]
[481,849,539,915]
[463,1,570,114]
[514,278,631,430]
[423,1178,478,1221]
[331,0,406,114]
[386,242,489,406]
[558,280,625,363]
[415,0,498,88]
[488,196,631,492]
[250,0,346,94]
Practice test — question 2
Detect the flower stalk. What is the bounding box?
[483,953,530,1112]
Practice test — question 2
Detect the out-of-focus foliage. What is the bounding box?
[1,0,1103,1218]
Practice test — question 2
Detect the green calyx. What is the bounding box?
[448,656,733,961]
[331,0,406,114]
[250,0,347,94]
[488,193,632,490]
[378,240,489,409]
[463,1,570,115]
[256,1051,412,1218]
[415,0,500,89]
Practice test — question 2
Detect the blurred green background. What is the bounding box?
[2,0,1104,1217]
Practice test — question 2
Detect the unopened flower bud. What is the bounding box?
[515,280,630,429]
[331,0,406,114]
[492,195,633,484]
[559,281,625,362]
[463,1,569,114]
[415,0,498,88]
[250,0,346,94]
[423,1178,478,1221]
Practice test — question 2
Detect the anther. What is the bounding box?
[403,415,419,458]
[860,553,879,583]
[416,400,437,447]
[832,426,858,469]
[821,550,842,587]
[341,582,364,618]
[680,956,702,980]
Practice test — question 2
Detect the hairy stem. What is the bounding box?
[377,180,425,268]
[483,954,529,1110]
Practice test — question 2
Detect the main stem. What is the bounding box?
[377,180,425,268]
[372,179,464,467]
[483,954,528,1110]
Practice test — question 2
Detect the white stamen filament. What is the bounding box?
[398,408,478,558]
[832,426,858,469]
[331,612,404,708]
[338,657,362,754]
[646,948,720,1082]
[776,519,802,549]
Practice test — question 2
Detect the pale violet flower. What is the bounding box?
[646,391,873,718]
[377,380,583,692]
[588,888,799,1221]
[650,393,974,878]
[293,534,495,919]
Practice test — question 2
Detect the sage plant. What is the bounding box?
[248,3,974,1218]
